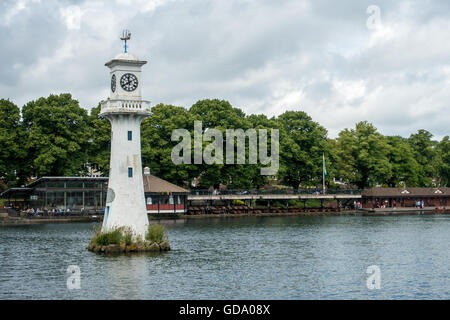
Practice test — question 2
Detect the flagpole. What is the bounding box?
[323,153,326,195]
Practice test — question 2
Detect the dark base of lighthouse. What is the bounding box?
[87,241,171,254]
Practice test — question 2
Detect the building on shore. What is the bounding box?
[1,174,189,215]
[143,168,189,214]
[3,181,449,215]
[0,177,108,213]
[361,188,449,208]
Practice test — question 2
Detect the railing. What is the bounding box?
[100,99,151,113]
[189,189,362,196]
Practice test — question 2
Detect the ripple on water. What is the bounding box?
[0,215,449,299]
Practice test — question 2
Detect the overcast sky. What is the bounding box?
[1,0,449,139]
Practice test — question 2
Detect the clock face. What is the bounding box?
[111,74,116,93]
[120,73,138,92]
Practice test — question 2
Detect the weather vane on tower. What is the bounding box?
[120,29,131,53]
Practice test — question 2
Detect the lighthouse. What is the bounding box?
[99,30,150,239]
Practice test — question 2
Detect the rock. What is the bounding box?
[148,242,160,252]
[127,244,137,252]
[87,239,170,254]
[105,244,119,254]
[159,241,170,251]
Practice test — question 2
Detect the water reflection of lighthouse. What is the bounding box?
[99,30,150,239]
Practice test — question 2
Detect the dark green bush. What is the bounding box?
[145,224,167,243]
[93,229,122,246]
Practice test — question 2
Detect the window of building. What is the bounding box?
[128,167,133,178]
[169,195,174,205]
[146,197,152,205]
[128,131,132,141]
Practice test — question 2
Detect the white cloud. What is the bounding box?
[2,0,40,26]
[60,5,84,31]
[115,0,169,13]
[0,0,449,140]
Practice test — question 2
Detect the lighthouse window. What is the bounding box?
[128,167,133,178]
[128,131,132,141]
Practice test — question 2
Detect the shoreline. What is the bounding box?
[1,208,449,227]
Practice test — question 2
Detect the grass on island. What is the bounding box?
[145,223,167,243]
[91,224,168,247]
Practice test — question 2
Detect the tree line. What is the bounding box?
[0,94,449,191]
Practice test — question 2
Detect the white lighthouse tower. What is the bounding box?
[99,30,150,239]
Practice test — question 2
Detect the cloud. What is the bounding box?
[2,0,41,26]
[0,0,449,140]
[60,5,84,30]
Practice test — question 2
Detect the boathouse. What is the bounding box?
[143,168,189,214]
[0,177,108,213]
[361,188,450,208]
[1,172,189,215]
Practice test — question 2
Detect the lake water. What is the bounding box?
[0,215,449,299]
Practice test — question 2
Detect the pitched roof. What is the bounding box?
[362,187,450,197]
[143,174,189,194]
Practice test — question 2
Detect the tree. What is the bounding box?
[385,136,421,187]
[189,99,258,189]
[87,104,111,175]
[436,136,450,187]
[246,114,280,189]
[0,99,25,186]
[323,138,340,188]
[141,104,195,187]
[278,111,328,190]
[21,94,91,177]
[336,121,391,189]
[408,129,438,186]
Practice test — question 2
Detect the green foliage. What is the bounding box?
[21,94,91,177]
[121,227,133,245]
[407,130,438,186]
[189,99,261,189]
[93,229,123,246]
[145,224,167,243]
[271,201,287,208]
[288,199,303,207]
[0,99,26,186]
[335,121,391,189]
[436,136,450,187]
[0,94,447,191]
[385,136,421,187]
[232,199,246,205]
[87,104,111,175]
[91,226,136,246]
[278,111,328,189]
[141,104,195,187]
